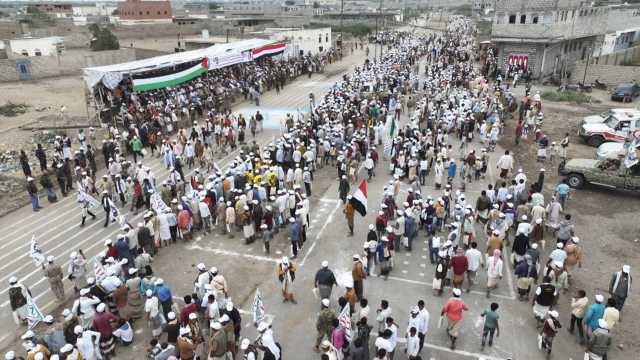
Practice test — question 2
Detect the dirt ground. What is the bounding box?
[0,75,90,215]
[499,86,640,354]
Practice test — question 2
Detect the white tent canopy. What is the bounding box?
[83,38,276,90]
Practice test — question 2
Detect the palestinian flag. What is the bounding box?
[133,58,209,92]
[350,179,367,216]
[388,115,397,138]
[253,42,286,59]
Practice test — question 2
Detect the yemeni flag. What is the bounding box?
[252,42,286,59]
[350,180,367,216]
[133,57,209,92]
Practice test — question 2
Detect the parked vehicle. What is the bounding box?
[579,111,640,146]
[558,157,640,190]
[580,108,640,126]
[611,83,640,102]
[596,140,640,160]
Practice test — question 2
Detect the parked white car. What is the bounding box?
[596,141,640,159]
[581,108,640,126]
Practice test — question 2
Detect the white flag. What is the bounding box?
[252,288,266,325]
[29,235,45,267]
[25,294,45,330]
[338,303,352,341]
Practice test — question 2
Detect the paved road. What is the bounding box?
[0,32,601,360]
[0,47,365,350]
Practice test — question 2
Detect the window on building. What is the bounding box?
[146,11,150,15]
[326,34,328,42]
[164,11,168,15]
[34,50,42,56]
[571,10,575,19]
[139,11,142,15]
[319,35,322,43]
[496,12,504,24]
[157,11,160,15]
[520,14,526,24]
[508,14,516,24]
[21,50,28,57]
[532,14,539,24]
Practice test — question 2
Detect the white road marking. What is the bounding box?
[300,201,340,266]
[503,248,517,299]
[0,139,276,307]
[396,337,510,360]
[369,274,515,300]
[186,244,280,263]
[319,198,340,203]
[0,205,80,251]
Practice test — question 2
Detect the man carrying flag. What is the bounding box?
[350,179,368,216]
[345,179,367,236]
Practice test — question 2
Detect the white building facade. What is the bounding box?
[263,28,332,58]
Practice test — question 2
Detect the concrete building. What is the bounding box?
[473,0,493,15]
[118,0,173,22]
[31,3,73,18]
[491,0,608,79]
[72,3,118,17]
[596,4,640,56]
[2,36,64,58]
[258,27,332,57]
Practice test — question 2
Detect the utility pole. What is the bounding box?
[582,47,592,85]
[340,0,344,56]
[378,0,383,61]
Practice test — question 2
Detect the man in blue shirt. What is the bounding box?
[290,217,299,258]
[555,179,571,208]
[156,278,173,319]
[585,294,605,340]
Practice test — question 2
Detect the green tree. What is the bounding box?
[89,24,120,51]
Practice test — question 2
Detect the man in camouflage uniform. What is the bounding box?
[314,298,337,351]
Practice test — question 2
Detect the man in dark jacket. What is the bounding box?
[35,144,47,172]
[587,319,612,359]
[314,261,337,301]
[101,190,112,227]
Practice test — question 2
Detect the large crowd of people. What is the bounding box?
[5,15,633,360]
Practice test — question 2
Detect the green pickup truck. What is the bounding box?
[558,158,640,190]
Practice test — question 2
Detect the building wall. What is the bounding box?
[119,0,172,21]
[8,37,64,57]
[0,21,23,39]
[496,35,600,78]
[269,28,332,56]
[572,61,640,85]
[0,48,164,82]
[605,5,640,33]
[492,0,608,40]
